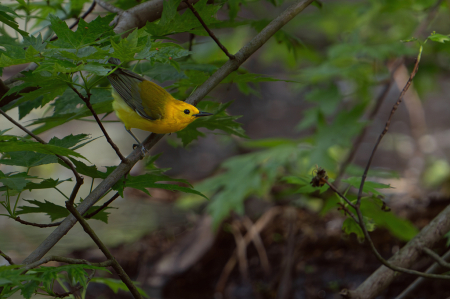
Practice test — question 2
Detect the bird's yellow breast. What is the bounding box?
[112,91,194,134]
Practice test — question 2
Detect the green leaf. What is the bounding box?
[360,198,418,241]
[190,144,299,228]
[0,265,41,298]
[113,173,207,199]
[16,199,69,221]
[84,205,114,223]
[0,134,95,167]
[145,0,220,36]
[91,277,148,297]
[342,217,364,240]
[0,4,28,36]
[25,178,72,191]
[0,151,57,167]
[0,140,88,160]
[283,175,330,194]
[58,159,111,179]
[0,171,36,192]
[111,29,140,62]
[342,177,393,196]
[50,14,115,49]
[135,62,187,82]
[228,0,242,20]
[176,101,248,146]
[428,32,450,43]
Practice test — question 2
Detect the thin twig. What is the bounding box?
[347,50,450,280]
[69,86,127,163]
[70,1,97,29]
[52,267,97,298]
[14,217,62,228]
[94,0,123,14]
[353,207,450,280]
[230,221,249,280]
[84,192,120,219]
[323,179,356,209]
[0,249,14,265]
[52,285,84,298]
[65,202,143,299]
[216,207,282,293]
[356,52,422,207]
[395,249,450,299]
[242,217,270,274]
[335,60,402,183]
[277,208,297,299]
[337,203,359,224]
[14,191,118,226]
[183,0,235,60]
[0,109,83,186]
[422,247,450,269]
[50,1,97,42]
[22,255,113,271]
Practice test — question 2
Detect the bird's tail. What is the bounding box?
[108,57,121,66]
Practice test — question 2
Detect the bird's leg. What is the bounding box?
[125,128,147,155]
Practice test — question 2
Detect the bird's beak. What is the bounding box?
[193,111,213,117]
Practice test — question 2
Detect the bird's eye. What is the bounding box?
[184,109,190,115]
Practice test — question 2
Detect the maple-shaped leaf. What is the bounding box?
[16,199,69,221]
[176,101,248,146]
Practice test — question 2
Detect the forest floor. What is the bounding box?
[66,195,450,299]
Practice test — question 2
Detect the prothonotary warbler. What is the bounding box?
[107,58,213,148]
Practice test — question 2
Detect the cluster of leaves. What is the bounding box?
[0,263,147,299]
[179,0,450,240]
[0,0,270,225]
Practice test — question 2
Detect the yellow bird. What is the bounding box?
[107,58,212,147]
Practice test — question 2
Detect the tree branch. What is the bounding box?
[14,216,62,228]
[0,249,14,265]
[22,0,315,266]
[422,247,450,269]
[21,255,113,271]
[94,0,123,14]
[65,202,142,299]
[356,53,421,207]
[69,86,127,163]
[395,249,450,299]
[112,0,201,35]
[183,0,235,59]
[84,192,120,219]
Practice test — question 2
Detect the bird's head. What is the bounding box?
[171,101,213,125]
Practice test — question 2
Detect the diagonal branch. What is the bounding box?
[356,54,421,207]
[183,0,235,59]
[69,86,127,163]
[94,0,123,14]
[22,255,113,271]
[65,202,142,299]
[396,249,450,299]
[14,217,62,228]
[0,249,14,265]
[22,0,315,266]
[422,247,450,269]
[84,192,120,219]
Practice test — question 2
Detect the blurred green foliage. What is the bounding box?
[1,0,450,297]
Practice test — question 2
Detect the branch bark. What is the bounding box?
[22,0,315,266]
[344,203,450,299]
